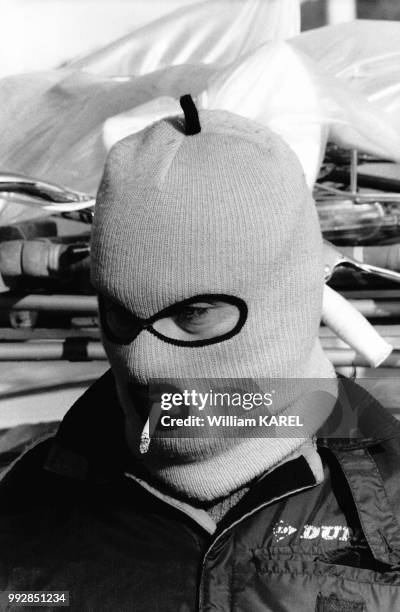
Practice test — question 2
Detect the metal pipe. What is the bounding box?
[1,294,400,319]
[0,328,100,340]
[342,290,400,299]
[0,172,95,211]
[0,341,398,368]
[3,293,400,320]
[350,149,358,194]
[340,245,400,272]
[324,169,400,195]
[323,240,400,285]
[325,348,400,368]
[0,294,97,313]
[315,183,400,202]
[0,340,106,361]
[0,240,90,278]
[348,300,400,318]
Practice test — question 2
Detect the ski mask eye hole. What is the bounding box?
[98,294,247,347]
[150,295,248,347]
[98,295,142,344]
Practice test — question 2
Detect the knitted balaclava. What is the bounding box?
[91,98,336,501]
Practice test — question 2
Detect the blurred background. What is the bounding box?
[303,0,400,29]
[2,0,400,76]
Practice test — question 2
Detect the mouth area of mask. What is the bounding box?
[112,362,337,502]
[112,367,337,457]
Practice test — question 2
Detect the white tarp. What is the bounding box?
[0,0,301,225]
[292,20,400,159]
[70,0,300,75]
[2,4,400,226]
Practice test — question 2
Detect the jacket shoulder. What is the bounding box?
[0,422,58,475]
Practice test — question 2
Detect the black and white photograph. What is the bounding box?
[1,0,400,610]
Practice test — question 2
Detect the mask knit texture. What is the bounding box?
[91,105,337,502]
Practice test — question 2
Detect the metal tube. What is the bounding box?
[347,300,400,318]
[323,170,400,195]
[342,290,400,299]
[0,328,100,341]
[0,340,106,361]
[325,348,400,368]
[2,294,400,319]
[0,341,398,367]
[350,149,358,194]
[0,294,97,313]
[0,172,95,210]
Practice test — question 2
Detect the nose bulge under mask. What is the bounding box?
[103,307,321,385]
[103,316,336,453]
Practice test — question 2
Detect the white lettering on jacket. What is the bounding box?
[301,524,350,542]
[273,520,351,543]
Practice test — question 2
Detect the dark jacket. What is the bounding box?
[1,371,400,612]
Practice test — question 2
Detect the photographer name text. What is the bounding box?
[160,415,303,428]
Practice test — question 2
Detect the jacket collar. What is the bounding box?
[44,369,400,483]
[317,374,400,450]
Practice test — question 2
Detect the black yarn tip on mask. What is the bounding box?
[180,94,201,136]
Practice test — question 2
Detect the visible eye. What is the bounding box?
[174,303,214,332]
[151,299,244,343]
[98,294,248,347]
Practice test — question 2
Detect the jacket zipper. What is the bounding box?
[197,480,319,611]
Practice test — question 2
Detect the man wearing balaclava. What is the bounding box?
[2,97,400,612]
[91,95,336,508]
